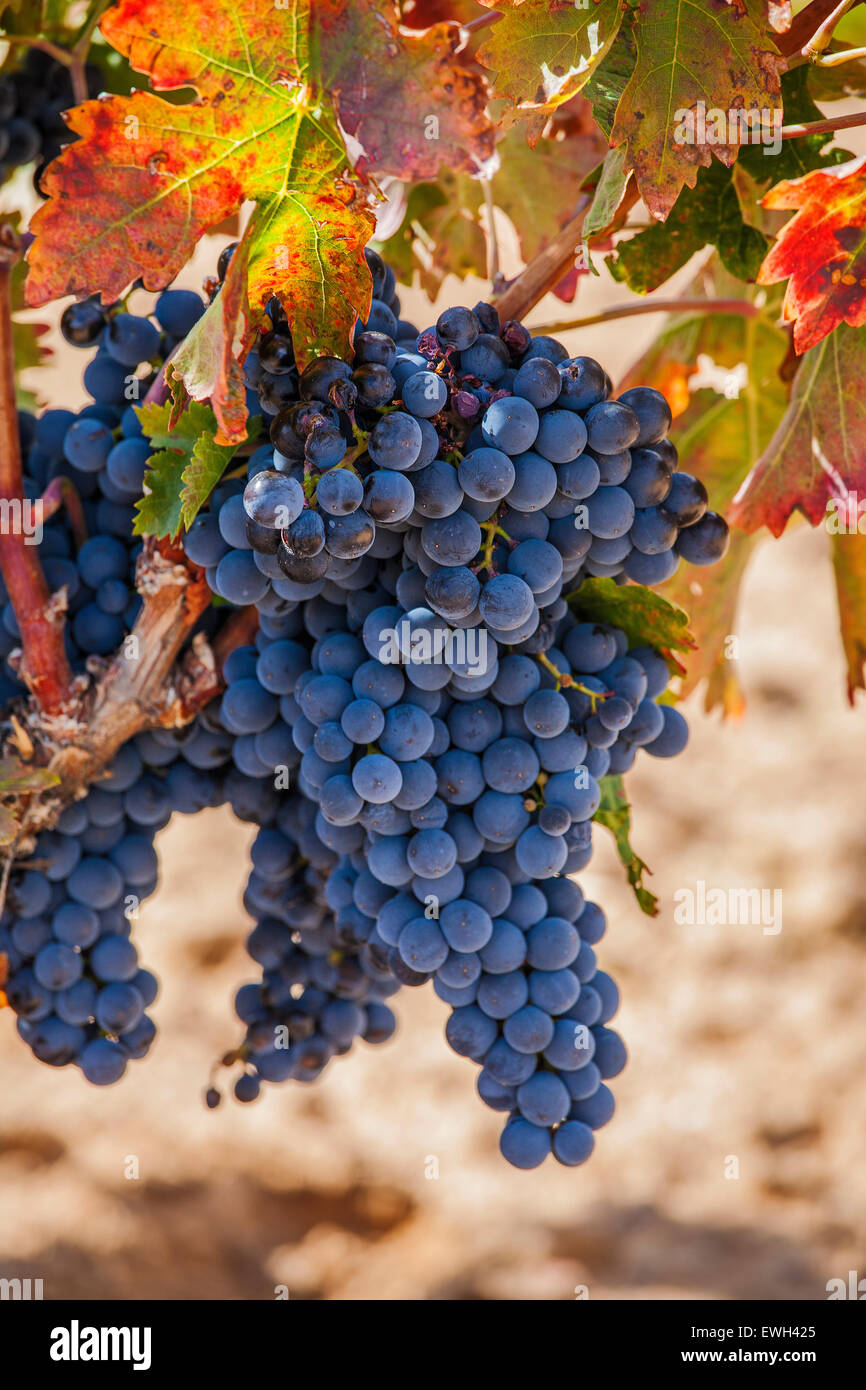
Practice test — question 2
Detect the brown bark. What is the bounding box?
[0,229,75,713]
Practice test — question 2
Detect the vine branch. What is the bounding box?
[492,202,591,325]
[529,297,761,337]
[777,0,865,55]
[779,108,866,139]
[28,541,247,814]
[801,0,862,56]
[4,0,110,108]
[491,180,641,325]
[0,228,75,715]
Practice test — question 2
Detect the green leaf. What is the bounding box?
[583,25,636,140]
[136,400,215,454]
[0,758,60,793]
[610,160,769,293]
[594,775,658,917]
[134,400,255,537]
[180,416,261,531]
[565,577,695,675]
[133,449,188,539]
[375,183,452,285]
[380,115,607,300]
[0,1,68,37]
[476,0,625,130]
[492,117,608,266]
[583,146,630,243]
[377,173,485,301]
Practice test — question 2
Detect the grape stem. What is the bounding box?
[4,36,74,66]
[170,602,259,723]
[35,539,228,808]
[0,227,75,714]
[0,534,255,839]
[481,179,503,289]
[39,476,88,551]
[460,10,501,38]
[0,816,29,923]
[536,651,607,707]
[812,45,866,63]
[475,516,511,576]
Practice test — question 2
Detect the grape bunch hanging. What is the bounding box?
[0,245,728,1170]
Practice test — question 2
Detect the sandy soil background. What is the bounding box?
[0,209,864,1302]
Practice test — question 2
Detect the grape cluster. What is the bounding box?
[0,249,727,1169]
[211,575,682,1166]
[0,48,102,191]
[191,248,727,655]
[226,809,399,1102]
[0,706,243,1081]
[0,288,229,1082]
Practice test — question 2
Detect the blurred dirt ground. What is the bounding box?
[1,226,865,1301]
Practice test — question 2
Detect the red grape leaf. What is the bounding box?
[321,7,495,179]
[620,282,790,714]
[831,532,866,701]
[730,323,866,536]
[611,0,783,220]
[166,230,253,447]
[757,156,866,354]
[476,0,625,136]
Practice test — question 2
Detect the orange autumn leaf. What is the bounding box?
[758,155,866,353]
[23,0,376,439]
[23,0,494,441]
